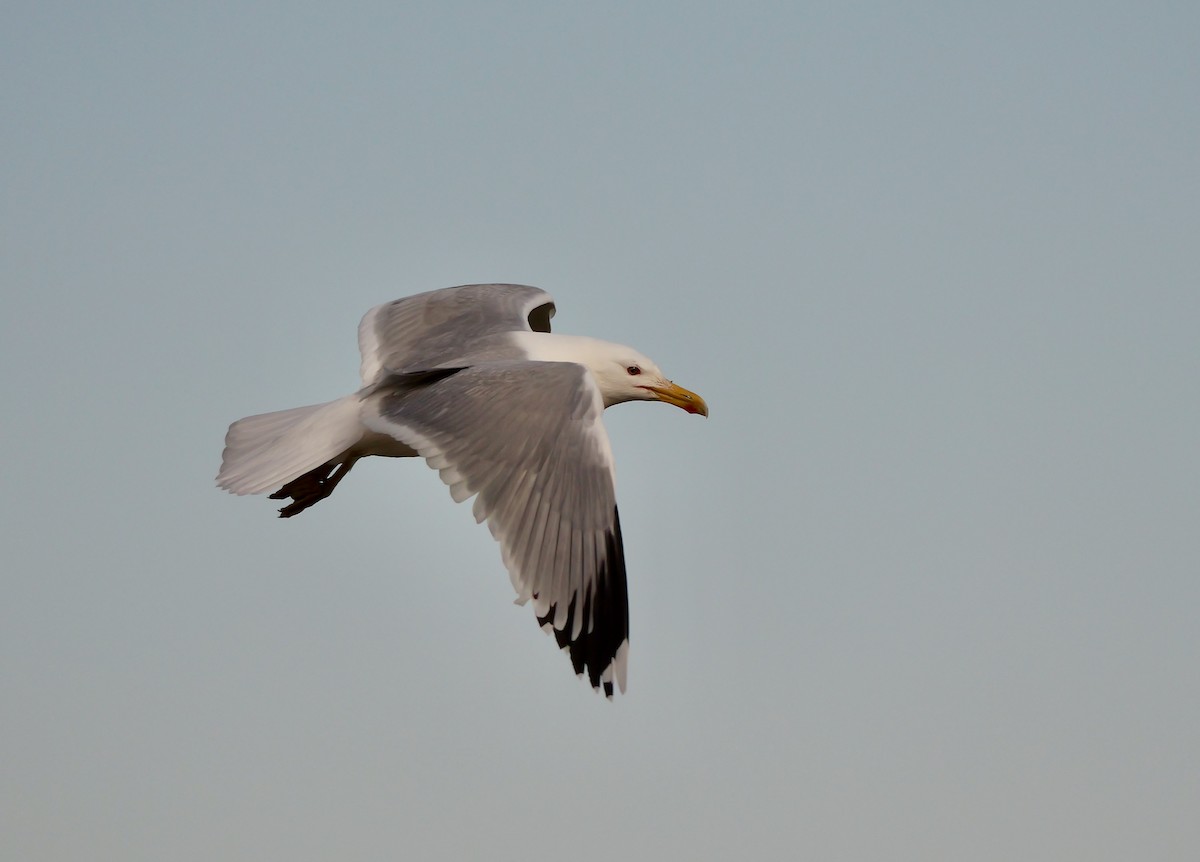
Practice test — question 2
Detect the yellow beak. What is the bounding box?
[645,381,709,417]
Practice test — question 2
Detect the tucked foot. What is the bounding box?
[269,459,356,518]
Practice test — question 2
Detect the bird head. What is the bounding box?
[588,343,708,416]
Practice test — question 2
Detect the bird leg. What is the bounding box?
[269,458,357,518]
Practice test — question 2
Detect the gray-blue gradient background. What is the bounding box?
[4,3,1197,859]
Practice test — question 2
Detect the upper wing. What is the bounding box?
[358,284,556,385]
[362,360,629,696]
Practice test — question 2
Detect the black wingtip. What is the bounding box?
[535,506,629,695]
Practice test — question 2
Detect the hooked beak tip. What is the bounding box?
[647,381,708,417]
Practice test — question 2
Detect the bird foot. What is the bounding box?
[269,459,355,518]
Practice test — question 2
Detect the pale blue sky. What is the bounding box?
[3,3,1198,860]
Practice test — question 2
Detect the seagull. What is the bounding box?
[216,284,707,696]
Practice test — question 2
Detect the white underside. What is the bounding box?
[215,394,413,496]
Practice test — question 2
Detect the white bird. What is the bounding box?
[216,284,707,696]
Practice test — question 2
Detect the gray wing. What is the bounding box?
[358,284,556,385]
[362,361,629,696]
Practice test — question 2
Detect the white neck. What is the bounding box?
[511,331,626,366]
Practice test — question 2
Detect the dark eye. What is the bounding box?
[626,365,641,376]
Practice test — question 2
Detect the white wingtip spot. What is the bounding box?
[612,640,629,694]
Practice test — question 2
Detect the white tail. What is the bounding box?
[216,395,364,496]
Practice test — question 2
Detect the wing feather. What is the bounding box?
[362,360,630,695]
[358,284,555,385]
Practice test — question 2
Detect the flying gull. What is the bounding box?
[216,284,707,696]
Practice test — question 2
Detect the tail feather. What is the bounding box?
[216,395,364,496]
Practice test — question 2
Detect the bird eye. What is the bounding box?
[626,365,641,376]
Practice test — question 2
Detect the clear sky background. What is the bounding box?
[3,3,1197,860]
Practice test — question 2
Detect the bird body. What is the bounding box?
[217,284,706,695]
